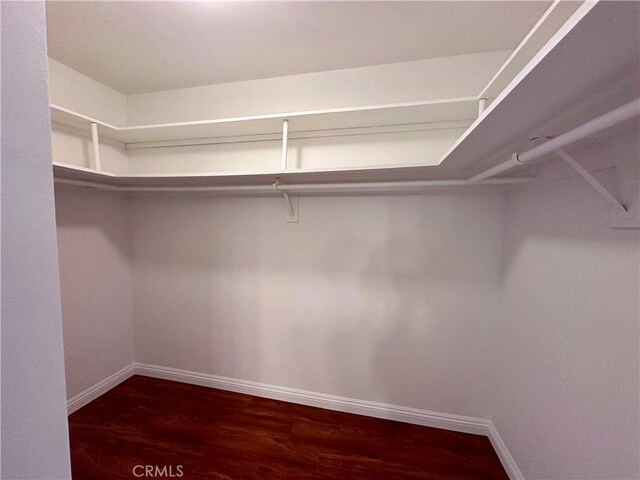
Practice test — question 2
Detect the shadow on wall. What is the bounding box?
[127,192,504,417]
[280,234,433,404]
[60,186,504,418]
[363,202,500,414]
[180,193,502,416]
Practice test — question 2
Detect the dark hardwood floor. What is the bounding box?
[69,376,508,479]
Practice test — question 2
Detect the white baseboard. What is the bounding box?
[67,363,136,414]
[134,362,488,436]
[487,421,525,480]
[67,362,523,479]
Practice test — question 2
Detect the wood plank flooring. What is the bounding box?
[68,375,509,479]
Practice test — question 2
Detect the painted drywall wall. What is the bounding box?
[48,57,128,125]
[126,51,510,124]
[55,186,135,399]
[491,130,640,479]
[0,2,72,479]
[45,50,509,128]
[131,193,505,418]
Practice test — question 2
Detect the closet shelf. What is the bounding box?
[439,1,639,174]
[52,2,639,196]
[53,162,531,193]
[47,0,585,153]
[51,96,479,146]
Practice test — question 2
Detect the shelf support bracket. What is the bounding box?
[555,148,627,215]
[283,191,295,217]
[478,98,488,116]
[90,122,102,171]
[281,119,289,171]
[273,179,298,223]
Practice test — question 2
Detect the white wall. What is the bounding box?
[48,57,127,126]
[0,2,72,478]
[46,50,509,128]
[55,187,135,399]
[127,51,510,124]
[491,131,640,480]
[131,193,505,418]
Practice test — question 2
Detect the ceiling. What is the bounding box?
[46,1,551,95]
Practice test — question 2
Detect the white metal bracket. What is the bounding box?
[554,148,628,216]
[478,98,488,116]
[90,122,102,171]
[273,179,299,223]
[281,119,289,171]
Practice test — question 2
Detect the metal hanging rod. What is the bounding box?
[276,177,530,193]
[468,98,640,184]
[54,176,532,193]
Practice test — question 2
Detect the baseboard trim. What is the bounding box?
[134,362,488,436]
[67,362,523,479]
[487,421,525,480]
[67,363,136,414]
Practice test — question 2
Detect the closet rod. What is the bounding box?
[55,176,532,193]
[120,185,275,193]
[467,98,640,183]
[276,177,530,193]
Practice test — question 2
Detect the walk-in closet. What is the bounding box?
[2,1,639,479]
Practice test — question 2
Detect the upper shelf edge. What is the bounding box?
[439,1,640,172]
[50,96,480,145]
